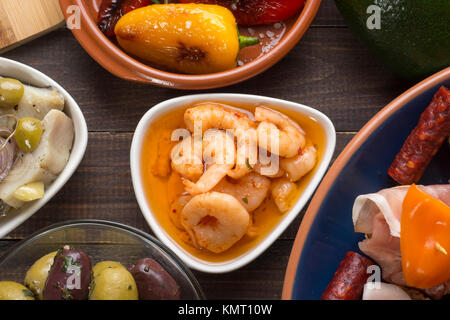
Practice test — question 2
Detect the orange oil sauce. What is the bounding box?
[140,101,326,262]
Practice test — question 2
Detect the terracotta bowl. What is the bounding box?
[59,0,322,90]
[282,67,450,299]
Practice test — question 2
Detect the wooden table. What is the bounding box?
[0,0,412,299]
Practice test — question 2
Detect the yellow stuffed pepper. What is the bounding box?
[114,4,259,74]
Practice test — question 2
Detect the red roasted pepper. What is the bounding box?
[178,0,306,25]
[98,0,153,37]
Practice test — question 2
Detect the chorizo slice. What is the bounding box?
[388,86,450,185]
[321,251,375,300]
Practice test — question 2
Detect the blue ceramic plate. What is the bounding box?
[282,67,450,300]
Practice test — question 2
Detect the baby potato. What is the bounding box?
[90,262,138,300]
[0,281,35,300]
[24,251,57,299]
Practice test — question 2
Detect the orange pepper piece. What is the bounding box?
[401,184,450,289]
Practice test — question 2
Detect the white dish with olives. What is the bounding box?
[0,58,88,238]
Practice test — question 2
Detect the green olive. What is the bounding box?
[92,261,126,278]
[0,78,24,109]
[24,251,57,299]
[14,117,43,152]
[89,262,138,300]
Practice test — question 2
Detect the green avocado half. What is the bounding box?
[335,0,450,80]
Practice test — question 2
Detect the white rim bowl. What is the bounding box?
[0,57,88,238]
[130,94,336,273]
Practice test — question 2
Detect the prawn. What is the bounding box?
[169,194,192,230]
[271,178,297,213]
[182,130,236,195]
[253,161,285,178]
[227,127,258,179]
[185,104,258,180]
[170,135,203,181]
[184,103,255,133]
[213,172,271,212]
[280,145,317,182]
[255,106,306,158]
[181,192,250,253]
[167,171,191,230]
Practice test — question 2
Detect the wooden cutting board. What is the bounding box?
[0,0,65,54]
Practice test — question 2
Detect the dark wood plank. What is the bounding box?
[194,240,293,299]
[0,2,418,299]
[0,240,15,255]
[313,0,347,27]
[2,28,410,133]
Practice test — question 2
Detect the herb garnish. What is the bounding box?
[61,287,73,300]
[61,256,81,273]
[245,158,253,171]
[22,289,35,298]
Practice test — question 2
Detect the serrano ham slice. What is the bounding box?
[352,184,450,299]
[353,185,450,237]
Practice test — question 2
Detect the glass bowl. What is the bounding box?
[0,219,204,300]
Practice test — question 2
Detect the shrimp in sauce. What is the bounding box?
[170,135,203,181]
[182,130,236,195]
[213,172,271,212]
[181,192,250,253]
[140,101,325,260]
[255,106,306,158]
[280,145,318,182]
[271,178,297,213]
